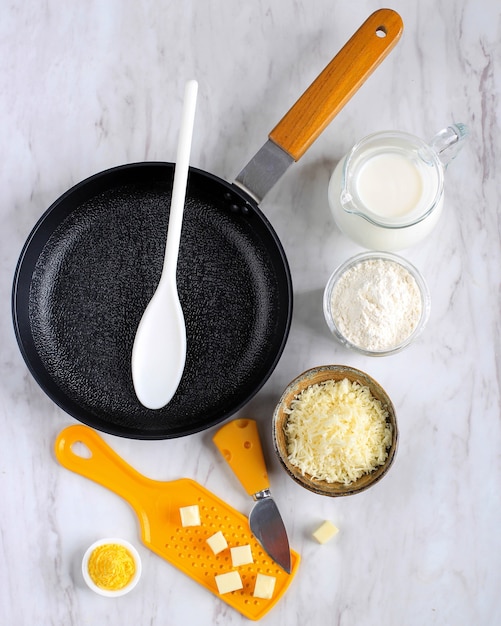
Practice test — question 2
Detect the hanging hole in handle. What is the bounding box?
[71,441,92,459]
[376,26,387,38]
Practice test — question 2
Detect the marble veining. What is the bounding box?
[1,1,500,624]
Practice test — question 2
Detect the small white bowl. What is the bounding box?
[323,251,430,356]
[82,538,142,597]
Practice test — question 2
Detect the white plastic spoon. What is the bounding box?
[132,79,198,410]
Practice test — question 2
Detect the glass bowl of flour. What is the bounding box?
[323,252,430,356]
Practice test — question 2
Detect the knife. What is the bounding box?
[213,418,292,574]
[233,8,403,202]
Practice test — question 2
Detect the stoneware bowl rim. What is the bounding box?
[272,364,398,497]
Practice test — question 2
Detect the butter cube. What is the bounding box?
[179,505,201,527]
[215,570,243,594]
[313,520,339,544]
[230,544,253,566]
[206,530,228,555]
[253,573,276,599]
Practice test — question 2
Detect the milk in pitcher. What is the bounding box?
[329,127,467,251]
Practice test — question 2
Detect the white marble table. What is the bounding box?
[1,1,499,624]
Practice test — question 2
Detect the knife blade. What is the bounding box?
[213,418,292,574]
[233,8,403,203]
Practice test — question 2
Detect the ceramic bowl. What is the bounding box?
[272,365,398,497]
[323,251,431,356]
[82,538,142,597]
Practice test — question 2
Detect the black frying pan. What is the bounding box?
[13,163,294,439]
[12,11,403,439]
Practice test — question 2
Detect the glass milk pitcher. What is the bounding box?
[328,124,469,250]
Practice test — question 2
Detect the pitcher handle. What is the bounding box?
[429,123,469,168]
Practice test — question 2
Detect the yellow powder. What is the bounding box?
[88,543,136,591]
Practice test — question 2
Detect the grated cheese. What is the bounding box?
[284,378,392,485]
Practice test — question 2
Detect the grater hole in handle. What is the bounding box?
[70,441,92,459]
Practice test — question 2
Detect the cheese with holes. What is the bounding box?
[206,530,228,555]
[230,544,253,566]
[284,378,392,485]
[179,505,201,527]
[253,573,276,599]
[313,520,339,544]
[215,570,243,594]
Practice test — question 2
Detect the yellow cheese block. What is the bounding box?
[253,573,276,599]
[179,504,201,527]
[206,531,228,555]
[230,544,253,566]
[215,571,243,594]
[313,520,339,544]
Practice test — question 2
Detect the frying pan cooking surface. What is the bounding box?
[13,163,292,438]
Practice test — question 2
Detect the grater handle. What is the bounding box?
[55,424,154,513]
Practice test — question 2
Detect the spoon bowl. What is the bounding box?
[131,276,187,410]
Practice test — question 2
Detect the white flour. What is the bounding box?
[330,258,422,351]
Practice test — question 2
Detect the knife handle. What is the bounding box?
[269,8,403,161]
[213,419,270,496]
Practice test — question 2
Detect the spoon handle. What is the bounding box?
[163,79,199,280]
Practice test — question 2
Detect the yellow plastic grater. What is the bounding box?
[55,425,300,620]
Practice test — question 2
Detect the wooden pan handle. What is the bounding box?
[269,8,403,161]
